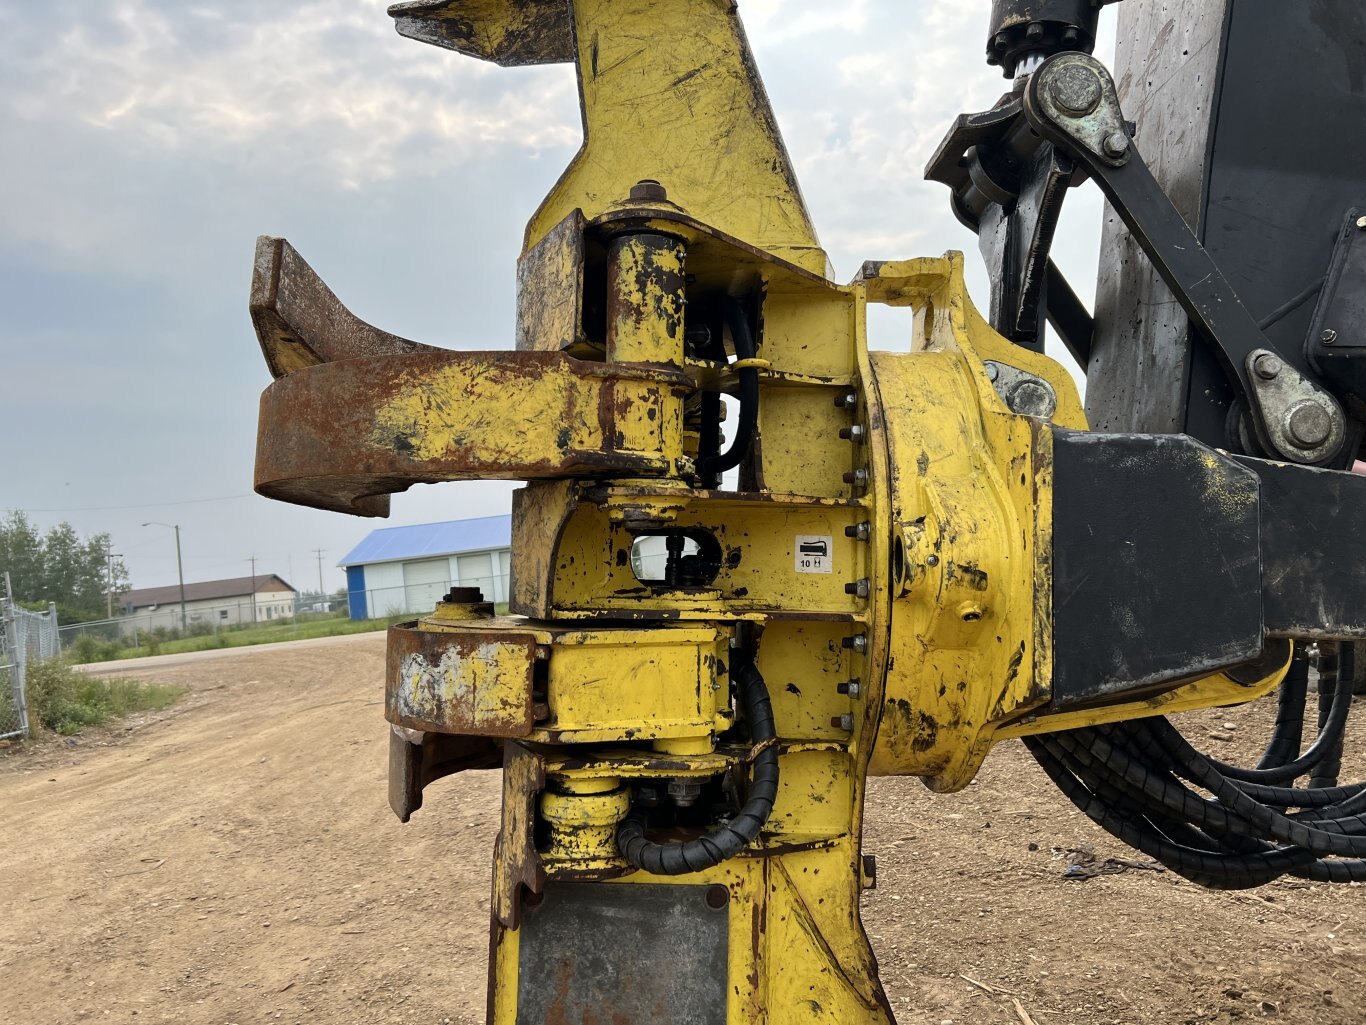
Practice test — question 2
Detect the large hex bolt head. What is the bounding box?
[1049,64,1102,115]
[1008,379,1057,418]
[1286,401,1332,449]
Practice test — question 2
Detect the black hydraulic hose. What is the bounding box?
[695,298,760,484]
[1025,735,1315,888]
[616,661,779,875]
[1310,645,1350,790]
[1234,778,1366,809]
[1028,643,1366,888]
[1255,654,1310,770]
[1150,718,1366,857]
[697,390,723,481]
[1205,662,1354,784]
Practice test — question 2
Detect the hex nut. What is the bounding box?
[629,179,667,202]
[1007,379,1057,418]
[1253,353,1284,380]
[1103,131,1131,158]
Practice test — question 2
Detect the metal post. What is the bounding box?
[142,521,187,631]
[173,525,186,632]
[3,572,29,738]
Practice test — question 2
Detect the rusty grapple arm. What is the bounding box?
[248,1,1366,1022]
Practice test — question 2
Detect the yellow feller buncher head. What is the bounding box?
[248,2,1366,1021]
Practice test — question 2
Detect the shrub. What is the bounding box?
[22,659,184,737]
[69,633,123,664]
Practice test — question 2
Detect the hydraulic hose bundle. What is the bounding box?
[617,658,780,875]
[1027,644,1366,889]
[695,297,761,488]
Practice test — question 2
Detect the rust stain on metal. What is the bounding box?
[386,624,538,736]
[494,741,547,928]
[254,350,688,517]
[516,208,587,353]
[388,0,575,68]
[250,236,441,380]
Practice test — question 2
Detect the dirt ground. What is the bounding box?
[2,634,1364,1025]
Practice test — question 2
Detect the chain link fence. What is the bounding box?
[344,574,508,621]
[55,572,510,664]
[1,573,61,740]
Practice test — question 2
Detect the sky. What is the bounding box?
[1,1,1113,601]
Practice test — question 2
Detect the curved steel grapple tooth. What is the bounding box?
[386,0,573,67]
[249,236,442,380]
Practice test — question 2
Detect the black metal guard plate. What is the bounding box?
[1051,429,1264,707]
[516,882,729,1025]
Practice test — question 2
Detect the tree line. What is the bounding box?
[0,511,129,625]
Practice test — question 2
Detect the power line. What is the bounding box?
[23,493,255,514]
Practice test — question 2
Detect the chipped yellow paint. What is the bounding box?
[365,353,683,471]
[995,655,1292,739]
[540,778,632,873]
[529,625,731,744]
[864,258,1055,789]
[396,639,529,731]
[525,0,828,274]
[362,4,1304,1020]
[607,234,686,366]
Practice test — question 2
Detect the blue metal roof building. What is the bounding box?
[339,514,512,620]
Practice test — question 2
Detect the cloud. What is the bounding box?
[3,0,1117,590]
[9,2,579,174]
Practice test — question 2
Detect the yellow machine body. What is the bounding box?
[249,1,1292,1021]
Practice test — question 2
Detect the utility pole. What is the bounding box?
[141,523,186,631]
[248,556,258,623]
[104,539,122,619]
[313,549,326,596]
[172,525,186,632]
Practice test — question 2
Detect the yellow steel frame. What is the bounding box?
[252,1,1293,1021]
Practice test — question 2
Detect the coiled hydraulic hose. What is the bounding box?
[617,660,779,875]
[695,298,760,487]
[1028,643,1366,889]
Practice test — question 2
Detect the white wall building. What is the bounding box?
[340,514,511,619]
[118,574,297,635]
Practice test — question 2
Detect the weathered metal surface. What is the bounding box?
[509,482,870,621]
[1050,429,1264,706]
[493,741,547,929]
[523,0,827,272]
[1025,54,1348,465]
[387,622,539,736]
[250,236,440,379]
[985,0,1109,76]
[514,208,586,353]
[538,779,632,877]
[1243,455,1366,640]
[606,231,687,366]
[1089,0,1228,434]
[387,725,501,822]
[254,350,689,516]
[515,883,728,1025]
[866,255,1074,789]
[387,0,573,67]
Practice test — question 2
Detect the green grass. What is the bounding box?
[5,659,185,737]
[68,613,403,663]
[120,614,406,658]
[67,605,511,664]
